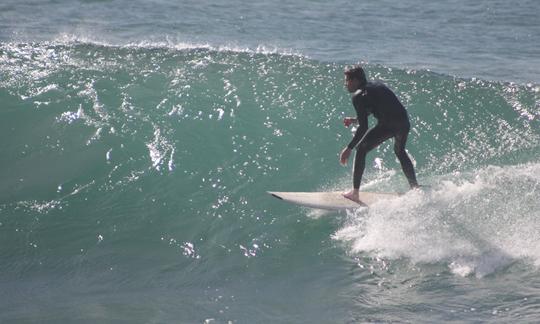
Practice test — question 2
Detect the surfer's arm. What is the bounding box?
[346,100,368,150]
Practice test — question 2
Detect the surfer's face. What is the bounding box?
[345,76,359,93]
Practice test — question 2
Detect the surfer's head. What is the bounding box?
[344,65,367,92]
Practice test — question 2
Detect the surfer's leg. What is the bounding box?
[352,125,392,189]
[394,129,419,188]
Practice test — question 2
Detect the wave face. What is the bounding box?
[1,41,540,323]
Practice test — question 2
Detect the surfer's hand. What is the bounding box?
[340,147,352,165]
[343,117,357,127]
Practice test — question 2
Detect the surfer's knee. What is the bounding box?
[394,146,407,158]
[357,141,372,155]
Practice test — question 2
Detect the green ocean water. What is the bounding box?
[1,42,540,323]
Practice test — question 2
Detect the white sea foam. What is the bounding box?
[333,162,540,277]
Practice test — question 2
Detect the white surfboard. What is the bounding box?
[268,191,400,210]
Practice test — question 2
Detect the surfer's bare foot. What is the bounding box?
[343,189,360,202]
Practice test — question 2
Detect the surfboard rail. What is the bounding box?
[268,191,399,210]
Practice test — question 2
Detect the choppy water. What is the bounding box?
[1,1,540,323]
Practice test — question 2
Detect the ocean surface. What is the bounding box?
[1,0,540,323]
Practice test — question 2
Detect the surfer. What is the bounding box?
[340,65,419,202]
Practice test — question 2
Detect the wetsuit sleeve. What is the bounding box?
[347,95,368,150]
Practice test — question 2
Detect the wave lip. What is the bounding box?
[45,34,308,57]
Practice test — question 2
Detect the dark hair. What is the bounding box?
[344,65,367,87]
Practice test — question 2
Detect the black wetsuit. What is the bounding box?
[347,81,418,189]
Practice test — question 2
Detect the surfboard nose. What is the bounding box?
[267,191,283,200]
